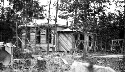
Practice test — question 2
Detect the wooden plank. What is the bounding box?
[59,42,67,52]
[59,35,69,51]
[58,33,73,51]
[60,33,72,47]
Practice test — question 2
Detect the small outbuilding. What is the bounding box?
[57,28,96,52]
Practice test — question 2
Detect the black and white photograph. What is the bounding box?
[0,0,124,72]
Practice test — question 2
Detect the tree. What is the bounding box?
[58,0,124,52]
[58,0,124,31]
[0,0,45,42]
[58,0,110,32]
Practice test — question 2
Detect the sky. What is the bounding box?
[34,0,124,26]
[35,0,124,26]
[38,0,124,14]
[0,0,124,26]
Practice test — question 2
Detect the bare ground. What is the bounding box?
[1,53,124,72]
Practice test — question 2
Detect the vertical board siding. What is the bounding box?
[40,29,46,44]
[58,32,73,51]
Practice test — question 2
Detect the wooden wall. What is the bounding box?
[58,32,94,52]
[21,26,64,51]
[21,26,94,52]
[58,32,73,52]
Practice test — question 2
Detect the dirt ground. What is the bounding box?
[0,53,124,72]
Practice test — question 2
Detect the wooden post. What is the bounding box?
[25,21,27,49]
[47,27,50,54]
[35,21,37,52]
[73,0,78,50]
[11,46,13,68]
[54,0,59,52]
[16,22,18,48]
[47,0,51,54]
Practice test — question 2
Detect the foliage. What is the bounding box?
[0,0,45,42]
[0,22,14,42]
[11,0,45,20]
[1,0,45,24]
[11,53,123,72]
[58,0,124,32]
[58,0,124,51]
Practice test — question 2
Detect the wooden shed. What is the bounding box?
[57,28,74,52]
[57,28,95,52]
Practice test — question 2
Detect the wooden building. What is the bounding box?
[19,23,96,52]
[19,23,67,52]
[57,28,96,52]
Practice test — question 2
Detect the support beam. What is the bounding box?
[54,0,59,52]
[16,22,18,48]
[47,0,51,54]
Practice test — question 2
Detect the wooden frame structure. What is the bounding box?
[111,39,124,54]
[57,29,96,53]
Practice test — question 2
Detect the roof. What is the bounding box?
[58,28,76,32]
[18,19,68,28]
